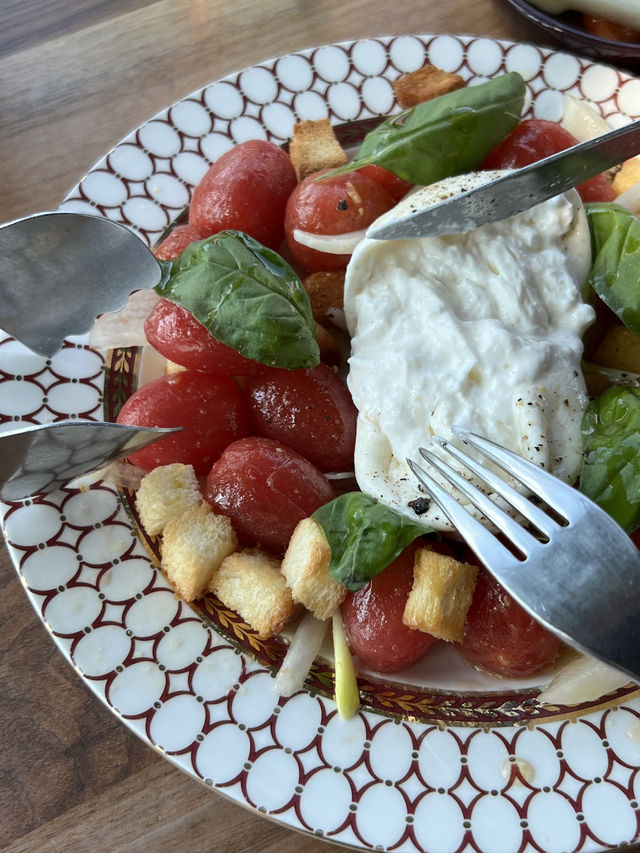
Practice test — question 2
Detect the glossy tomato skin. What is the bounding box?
[204,436,336,554]
[243,363,357,472]
[582,14,639,42]
[341,542,437,673]
[144,298,264,376]
[188,140,297,250]
[116,370,250,476]
[457,569,561,677]
[284,169,395,273]
[358,164,413,202]
[154,224,209,260]
[483,119,614,203]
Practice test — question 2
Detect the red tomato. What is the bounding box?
[341,543,437,673]
[243,363,357,472]
[154,224,209,260]
[204,436,336,554]
[116,370,250,475]
[482,119,614,203]
[188,140,297,250]
[284,169,395,273]
[358,164,413,202]
[144,298,264,376]
[457,569,561,677]
[582,14,639,42]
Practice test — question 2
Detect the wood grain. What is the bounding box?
[0,1,564,850]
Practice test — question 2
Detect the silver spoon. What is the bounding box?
[0,210,162,358]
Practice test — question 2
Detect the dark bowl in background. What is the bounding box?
[501,0,640,68]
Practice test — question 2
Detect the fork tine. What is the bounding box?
[451,426,573,520]
[433,434,559,539]
[407,457,519,573]
[418,447,540,557]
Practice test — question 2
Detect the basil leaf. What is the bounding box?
[585,202,640,337]
[312,492,430,590]
[580,385,640,531]
[155,230,320,369]
[323,72,526,185]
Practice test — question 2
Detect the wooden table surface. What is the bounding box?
[0,2,627,852]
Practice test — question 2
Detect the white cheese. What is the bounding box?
[343,172,594,531]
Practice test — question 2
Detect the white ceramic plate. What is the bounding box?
[3,34,640,853]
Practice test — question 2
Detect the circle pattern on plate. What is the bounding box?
[2,34,640,853]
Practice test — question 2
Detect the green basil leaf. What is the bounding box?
[312,491,431,591]
[580,385,640,531]
[585,202,640,337]
[323,72,526,185]
[155,230,320,369]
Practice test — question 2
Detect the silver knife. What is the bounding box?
[367,118,640,241]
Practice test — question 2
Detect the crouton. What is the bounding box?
[613,156,640,196]
[315,322,342,367]
[281,517,346,620]
[592,321,640,374]
[161,502,237,601]
[303,271,345,322]
[136,463,202,536]
[393,65,465,109]
[289,118,348,181]
[403,547,478,643]
[211,549,297,638]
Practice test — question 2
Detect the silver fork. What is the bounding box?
[407,425,640,682]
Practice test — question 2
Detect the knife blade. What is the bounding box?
[367,118,640,241]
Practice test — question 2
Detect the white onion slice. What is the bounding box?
[561,94,610,143]
[537,653,633,706]
[273,613,329,697]
[89,288,160,350]
[293,228,366,255]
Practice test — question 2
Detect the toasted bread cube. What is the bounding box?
[161,502,237,602]
[593,321,640,374]
[393,65,465,109]
[403,548,478,643]
[281,518,346,620]
[303,271,345,322]
[289,118,348,181]
[613,156,640,196]
[136,463,202,536]
[211,549,296,638]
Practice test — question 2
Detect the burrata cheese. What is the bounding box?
[344,171,595,531]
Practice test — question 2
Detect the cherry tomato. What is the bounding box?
[204,436,336,554]
[188,140,297,250]
[144,298,264,376]
[357,164,413,202]
[482,119,614,203]
[457,569,561,677]
[116,370,250,475]
[154,224,209,260]
[284,169,395,273]
[582,15,639,43]
[341,542,437,673]
[243,363,357,472]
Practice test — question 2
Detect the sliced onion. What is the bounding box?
[273,612,329,697]
[537,653,633,706]
[293,228,366,255]
[561,94,610,143]
[89,288,160,350]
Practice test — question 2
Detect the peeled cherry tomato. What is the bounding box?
[116,370,250,475]
[243,363,357,471]
[482,118,614,203]
[188,140,297,250]
[457,569,561,677]
[341,542,437,673]
[358,164,413,202]
[284,169,395,273]
[204,436,336,554]
[144,298,263,375]
[154,224,209,260]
